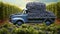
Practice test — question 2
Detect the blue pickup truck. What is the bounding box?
[10,2,56,26]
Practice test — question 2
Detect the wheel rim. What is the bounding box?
[46,21,51,25]
[17,21,22,25]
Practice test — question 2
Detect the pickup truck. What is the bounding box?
[10,2,56,26]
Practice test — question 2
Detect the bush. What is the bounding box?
[0,23,60,34]
[0,2,22,20]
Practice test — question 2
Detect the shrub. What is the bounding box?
[0,23,60,34]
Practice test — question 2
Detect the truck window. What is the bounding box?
[23,9,28,14]
[26,10,28,13]
[23,10,26,14]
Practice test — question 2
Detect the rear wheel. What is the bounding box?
[45,18,55,26]
[45,20,52,26]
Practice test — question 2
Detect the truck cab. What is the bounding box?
[10,2,56,26]
[10,9,28,25]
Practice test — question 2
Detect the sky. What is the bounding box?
[0,0,60,9]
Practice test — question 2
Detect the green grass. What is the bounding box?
[0,22,60,34]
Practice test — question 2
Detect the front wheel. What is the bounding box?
[16,21,23,26]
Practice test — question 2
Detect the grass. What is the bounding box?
[0,22,60,34]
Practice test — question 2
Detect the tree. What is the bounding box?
[46,2,60,18]
[57,2,60,18]
[0,2,22,22]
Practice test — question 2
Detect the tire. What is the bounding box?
[45,20,52,26]
[16,20,23,26]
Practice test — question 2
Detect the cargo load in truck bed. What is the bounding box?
[28,10,55,19]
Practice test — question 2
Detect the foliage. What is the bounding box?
[46,2,60,18]
[57,2,60,18]
[0,2,22,20]
[0,23,60,34]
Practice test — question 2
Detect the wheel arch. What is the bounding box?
[44,18,54,25]
[16,20,25,24]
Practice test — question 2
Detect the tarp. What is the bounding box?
[26,2,46,11]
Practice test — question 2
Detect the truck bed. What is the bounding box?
[28,12,55,19]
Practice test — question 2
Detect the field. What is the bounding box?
[0,19,60,34]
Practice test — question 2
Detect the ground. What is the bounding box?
[55,18,60,25]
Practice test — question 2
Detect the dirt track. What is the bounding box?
[55,18,60,25]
